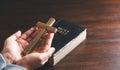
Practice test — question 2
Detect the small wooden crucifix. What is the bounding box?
[23,17,57,55]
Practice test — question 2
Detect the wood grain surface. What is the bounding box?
[1,0,120,70]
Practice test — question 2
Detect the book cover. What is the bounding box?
[37,19,87,70]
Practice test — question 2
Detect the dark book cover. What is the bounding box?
[52,19,85,53]
[36,19,87,70]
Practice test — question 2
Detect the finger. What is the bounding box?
[20,27,36,40]
[8,30,21,40]
[14,30,22,38]
[26,28,41,42]
[17,38,29,49]
[41,47,55,61]
[40,33,54,52]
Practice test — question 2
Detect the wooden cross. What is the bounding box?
[23,17,57,55]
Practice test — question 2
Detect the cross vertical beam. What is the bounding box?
[23,17,57,55]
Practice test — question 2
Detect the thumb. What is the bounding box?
[42,47,55,61]
[47,47,55,56]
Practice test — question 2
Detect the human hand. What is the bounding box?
[1,26,55,69]
[15,29,55,70]
[1,27,36,64]
[16,47,55,70]
[16,27,55,70]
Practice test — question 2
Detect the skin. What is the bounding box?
[1,26,55,70]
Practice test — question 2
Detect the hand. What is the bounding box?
[1,26,55,70]
[16,47,55,70]
[1,27,36,64]
[16,28,55,70]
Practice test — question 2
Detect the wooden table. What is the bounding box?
[1,0,120,70]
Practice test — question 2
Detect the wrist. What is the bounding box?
[1,52,14,64]
[17,62,32,70]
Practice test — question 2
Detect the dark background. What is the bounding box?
[1,0,120,70]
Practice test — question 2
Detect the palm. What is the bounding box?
[4,37,23,62]
[2,27,36,63]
